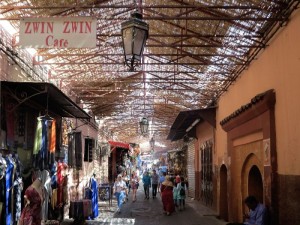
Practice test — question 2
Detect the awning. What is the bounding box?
[1,81,90,119]
[108,141,130,149]
[167,107,216,141]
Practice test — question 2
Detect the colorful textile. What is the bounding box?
[5,156,15,225]
[49,120,56,153]
[19,186,42,225]
[57,162,68,205]
[12,154,23,222]
[0,156,7,225]
[33,119,42,155]
[90,178,99,218]
[51,189,57,209]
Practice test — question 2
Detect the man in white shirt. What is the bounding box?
[113,174,127,213]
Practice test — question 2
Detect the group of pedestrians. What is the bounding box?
[113,169,188,216]
[160,174,187,216]
[141,169,160,199]
[113,170,140,213]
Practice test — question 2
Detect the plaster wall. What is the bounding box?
[216,9,300,175]
[215,9,300,224]
[65,119,101,199]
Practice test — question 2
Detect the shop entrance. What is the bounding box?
[219,164,228,221]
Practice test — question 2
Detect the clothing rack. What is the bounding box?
[38,113,54,121]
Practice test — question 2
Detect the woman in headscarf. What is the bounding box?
[160,175,175,216]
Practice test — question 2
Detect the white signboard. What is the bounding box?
[19,17,97,48]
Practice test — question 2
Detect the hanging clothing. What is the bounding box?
[33,119,42,155]
[33,117,56,170]
[19,186,42,225]
[48,119,56,167]
[12,154,23,223]
[49,119,56,153]
[5,156,15,225]
[36,169,52,221]
[57,162,68,206]
[89,177,99,219]
[0,155,7,224]
[51,189,58,210]
[13,177,23,222]
[41,119,51,170]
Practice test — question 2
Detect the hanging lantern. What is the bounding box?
[139,117,149,134]
[121,11,149,71]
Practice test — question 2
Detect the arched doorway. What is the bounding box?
[219,164,228,221]
[241,153,264,218]
[248,165,263,203]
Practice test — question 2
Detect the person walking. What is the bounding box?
[173,182,179,210]
[121,170,129,202]
[142,171,151,199]
[177,176,187,211]
[158,171,166,193]
[151,169,159,199]
[113,174,127,213]
[160,175,175,216]
[175,174,181,185]
[130,171,139,202]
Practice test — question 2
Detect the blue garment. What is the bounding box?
[159,176,165,184]
[41,119,48,170]
[137,155,142,168]
[246,203,267,225]
[142,174,151,186]
[12,154,23,222]
[5,157,14,225]
[90,178,99,219]
[0,156,7,225]
[114,191,125,209]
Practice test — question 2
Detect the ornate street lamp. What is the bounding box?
[139,117,149,135]
[121,10,149,71]
[149,137,155,150]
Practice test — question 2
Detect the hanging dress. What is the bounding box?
[90,177,99,219]
[19,186,42,225]
[5,156,15,225]
[12,154,23,223]
[0,156,7,224]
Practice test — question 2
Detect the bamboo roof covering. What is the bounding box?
[0,0,298,151]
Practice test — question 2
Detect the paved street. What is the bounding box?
[62,184,228,225]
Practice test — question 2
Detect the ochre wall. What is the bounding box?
[215,10,300,224]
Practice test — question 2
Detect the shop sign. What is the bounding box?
[19,17,97,48]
